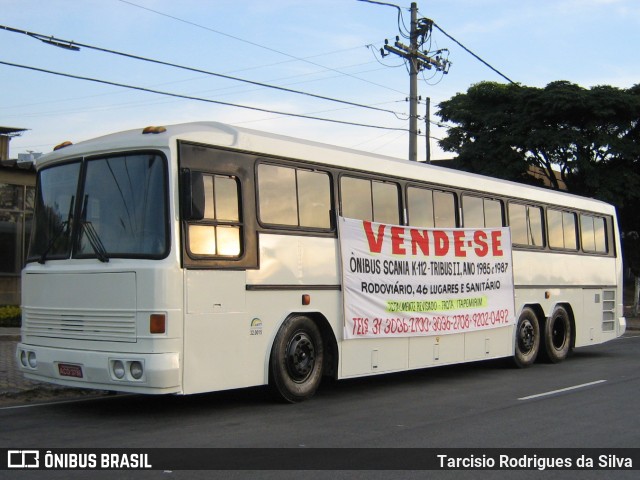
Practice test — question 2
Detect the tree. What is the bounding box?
[437,82,533,183]
[438,81,640,310]
[438,81,640,204]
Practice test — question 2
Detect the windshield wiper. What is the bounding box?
[78,194,109,262]
[80,220,109,263]
[38,220,70,264]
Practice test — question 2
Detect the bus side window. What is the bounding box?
[433,190,457,227]
[186,174,242,257]
[297,170,332,228]
[462,195,503,228]
[462,195,483,227]
[340,177,399,224]
[341,177,371,221]
[407,186,458,228]
[257,164,332,229]
[548,208,577,250]
[407,186,435,227]
[593,216,607,253]
[484,199,503,227]
[372,181,399,224]
[508,203,544,247]
[580,214,608,253]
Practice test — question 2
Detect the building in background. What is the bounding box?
[0,127,36,305]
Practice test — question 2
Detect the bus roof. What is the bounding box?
[38,121,614,215]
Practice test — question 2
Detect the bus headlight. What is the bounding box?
[112,360,126,379]
[130,361,144,380]
[28,351,37,368]
[20,350,28,367]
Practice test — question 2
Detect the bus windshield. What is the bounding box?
[28,152,168,262]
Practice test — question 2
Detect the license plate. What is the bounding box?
[58,363,83,378]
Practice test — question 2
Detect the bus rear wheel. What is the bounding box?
[269,315,324,403]
[513,307,540,368]
[542,306,571,363]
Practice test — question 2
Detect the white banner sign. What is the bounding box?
[339,217,515,339]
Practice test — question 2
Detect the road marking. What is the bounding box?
[518,379,607,401]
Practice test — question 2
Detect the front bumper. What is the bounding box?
[16,343,182,394]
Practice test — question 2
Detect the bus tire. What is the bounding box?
[269,315,324,403]
[542,306,571,363]
[513,307,540,368]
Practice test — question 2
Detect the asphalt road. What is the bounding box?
[1,334,639,479]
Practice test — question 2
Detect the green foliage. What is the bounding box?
[438,82,533,184]
[624,232,640,276]
[0,305,21,327]
[439,81,640,200]
[437,81,640,270]
[439,81,640,272]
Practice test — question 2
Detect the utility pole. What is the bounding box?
[408,2,419,162]
[425,96,431,163]
[377,2,450,161]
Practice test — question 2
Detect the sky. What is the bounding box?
[1,0,639,162]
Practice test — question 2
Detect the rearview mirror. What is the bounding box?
[181,169,205,221]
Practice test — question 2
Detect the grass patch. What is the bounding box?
[0,305,21,327]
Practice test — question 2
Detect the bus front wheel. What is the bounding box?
[513,307,540,368]
[269,315,324,403]
[542,306,571,363]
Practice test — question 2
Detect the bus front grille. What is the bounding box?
[22,307,137,342]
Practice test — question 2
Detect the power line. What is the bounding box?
[2,65,397,120]
[1,51,398,119]
[230,45,375,77]
[1,57,384,113]
[0,25,407,119]
[117,0,406,95]
[117,0,297,60]
[0,60,408,133]
[358,1,410,39]
[432,22,516,84]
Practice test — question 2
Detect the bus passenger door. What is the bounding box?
[178,142,260,394]
[183,269,253,394]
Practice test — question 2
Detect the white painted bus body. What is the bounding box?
[17,122,625,395]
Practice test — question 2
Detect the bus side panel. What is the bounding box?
[182,235,343,394]
[341,338,409,378]
[577,288,619,347]
[512,252,616,291]
[182,270,266,394]
[512,251,618,348]
[577,289,598,346]
[246,234,339,286]
[464,326,513,361]
[341,326,514,377]
[408,334,465,368]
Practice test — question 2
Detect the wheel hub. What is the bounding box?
[519,320,535,353]
[286,332,316,382]
[551,318,566,349]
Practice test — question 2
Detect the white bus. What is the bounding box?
[17,122,625,402]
